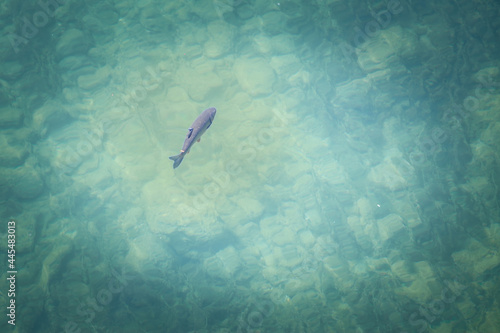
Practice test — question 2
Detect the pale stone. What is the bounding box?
[56,29,88,58]
[272,227,295,246]
[478,308,500,332]
[0,133,29,167]
[270,54,301,77]
[235,222,261,245]
[313,158,347,186]
[334,78,371,110]
[390,260,414,283]
[252,35,272,54]
[276,245,302,268]
[233,196,264,220]
[125,235,154,271]
[452,238,500,278]
[204,21,233,58]
[0,107,23,128]
[368,160,408,191]
[58,55,90,73]
[271,34,295,54]
[40,239,73,293]
[32,101,71,136]
[414,261,435,281]
[261,11,287,35]
[284,278,314,295]
[234,57,276,97]
[357,38,397,73]
[236,4,254,20]
[108,120,158,182]
[260,215,283,240]
[78,65,111,90]
[323,255,354,290]
[166,86,188,102]
[357,26,417,73]
[456,297,477,320]
[176,65,223,102]
[140,7,171,32]
[377,214,405,242]
[1,61,23,80]
[298,229,315,248]
[217,197,248,229]
[216,246,240,276]
[347,215,373,249]
[396,200,422,229]
[323,254,345,272]
[395,278,433,303]
[11,164,44,199]
[204,39,230,58]
[304,209,322,228]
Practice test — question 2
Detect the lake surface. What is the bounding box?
[1,0,499,332]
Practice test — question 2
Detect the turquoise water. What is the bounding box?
[1,0,500,332]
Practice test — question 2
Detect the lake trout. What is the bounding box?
[169,107,216,169]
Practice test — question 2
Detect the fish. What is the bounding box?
[169,107,217,169]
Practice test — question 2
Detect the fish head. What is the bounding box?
[207,107,216,122]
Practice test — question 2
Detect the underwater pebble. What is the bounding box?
[377,214,405,242]
[56,29,88,58]
[0,132,29,167]
[233,196,264,220]
[368,159,407,191]
[58,55,90,72]
[11,165,44,199]
[177,66,223,102]
[234,57,276,97]
[261,11,287,35]
[298,229,315,248]
[334,78,372,110]
[452,238,500,278]
[0,61,23,80]
[236,4,254,20]
[204,39,230,58]
[260,215,283,240]
[270,54,301,77]
[166,86,188,103]
[140,7,171,32]
[205,21,233,58]
[0,106,23,128]
[77,65,111,91]
[32,101,71,136]
[278,245,302,268]
[272,227,295,246]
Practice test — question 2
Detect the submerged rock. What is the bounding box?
[10,164,44,200]
[0,107,23,128]
[377,213,405,243]
[0,132,29,167]
[32,101,72,137]
[77,65,111,91]
[234,57,276,97]
[56,29,89,59]
[204,21,233,58]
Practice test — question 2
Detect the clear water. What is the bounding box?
[1,0,499,332]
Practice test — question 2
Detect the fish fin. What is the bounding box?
[187,128,193,138]
[169,153,185,169]
[197,138,200,142]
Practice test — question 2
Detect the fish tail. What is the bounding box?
[169,153,184,169]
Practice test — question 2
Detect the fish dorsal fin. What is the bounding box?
[187,128,193,138]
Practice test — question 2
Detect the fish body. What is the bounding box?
[169,107,216,169]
